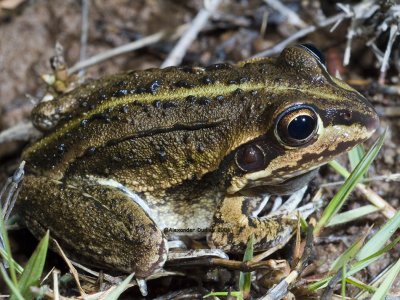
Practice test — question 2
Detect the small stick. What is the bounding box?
[54,239,86,297]
[68,24,188,74]
[78,0,90,79]
[379,24,399,85]
[0,122,39,144]
[161,0,222,68]
[53,269,60,300]
[252,11,349,58]
[320,173,400,187]
[263,0,306,28]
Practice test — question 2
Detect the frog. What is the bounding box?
[16,44,379,278]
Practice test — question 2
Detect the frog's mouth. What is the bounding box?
[239,168,319,196]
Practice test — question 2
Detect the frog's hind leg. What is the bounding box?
[17,175,167,278]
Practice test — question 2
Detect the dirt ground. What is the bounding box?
[0,0,399,299]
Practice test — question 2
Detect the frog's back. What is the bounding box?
[23,60,279,193]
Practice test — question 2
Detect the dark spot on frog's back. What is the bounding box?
[186,95,197,104]
[174,80,194,88]
[152,100,162,108]
[239,77,250,84]
[113,89,129,97]
[80,119,90,127]
[120,104,129,113]
[115,79,129,87]
[234,88,244,96]
[57,143,66,154]
[149,80,162,94]
[202,76,214,85]
[216,95,224,102]
[197,97,211,105]
[135,87,148,94]
[86,147,97,156]
[197,143,205,153]
[158,150,167,162]
[79,99,89,108]
[162,101,178,109]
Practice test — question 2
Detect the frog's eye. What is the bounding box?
[300,44,326,66]
[235,144,266,172]
[275,106,318,147]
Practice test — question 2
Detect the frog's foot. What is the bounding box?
[270,186,322,220]
[17,175,168,278]
[269,186,308,215]
[208,187,314,253]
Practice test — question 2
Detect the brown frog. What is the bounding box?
[17,45,379,278]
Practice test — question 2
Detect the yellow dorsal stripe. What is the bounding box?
[26,82,345,155]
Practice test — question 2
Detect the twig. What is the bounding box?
[161,0,222,68]
[320,173,400,187]
[53,269,60,300]
[355,183,396,219]
[321,178,396,219]
[379,24,399,85]
[54,239,86,297]
[252,11,349,58]
[68,24,188,74]
[263,0,306,28]
[0,122,40,144]
[78,0,89,79]
[342,5,355,66]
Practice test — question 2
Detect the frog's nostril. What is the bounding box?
[340,111,352,121]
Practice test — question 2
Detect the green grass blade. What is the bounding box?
[348,144,365,174]
[351,236,400,274]
[309,230,400,291]
[0,265,24,300]
[341,264,346,298]
[356,210,400,260]
[327,205,380,227]
[346,277,375,292]
[330,230,369,273]
[239,234,254,298]
[204,291,242,298]
[102,273,134,300]
[0,248,23,274]
[308,278,330,291]
[314,131,386,234]
[328,160,350,178]
[11,231,49,300]
[370,258,400,300]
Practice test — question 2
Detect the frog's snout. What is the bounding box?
[337,95,380,136]
[365,109,380,134]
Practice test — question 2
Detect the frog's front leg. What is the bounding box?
[208,194,298,253]
[17,175,167,278]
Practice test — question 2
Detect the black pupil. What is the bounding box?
[287,115,316,140]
